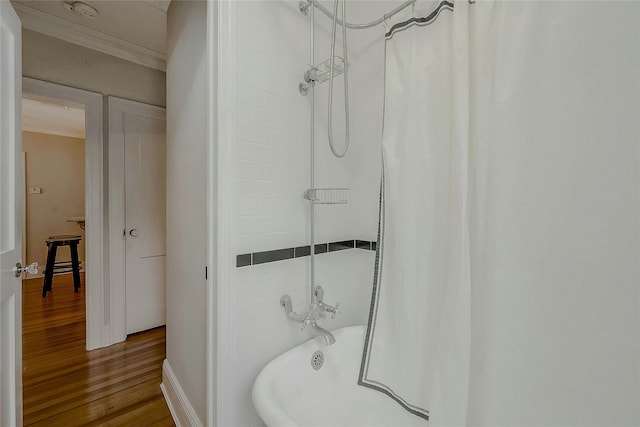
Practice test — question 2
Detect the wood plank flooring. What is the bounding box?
[22,273,175,426]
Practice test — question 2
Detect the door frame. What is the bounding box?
[210,1,236,424]
[22,77,107,350]
[107,96,166,342]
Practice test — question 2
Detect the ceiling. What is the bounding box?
[22,97,86,139]
[11,0,168,70]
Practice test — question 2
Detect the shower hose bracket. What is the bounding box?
[298,0,310,15]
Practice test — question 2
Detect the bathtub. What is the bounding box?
[252,325,426,427]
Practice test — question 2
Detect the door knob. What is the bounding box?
[12,262,39,277]
[129,229,140,237]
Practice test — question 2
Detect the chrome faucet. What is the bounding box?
[311,323,336,346]
[280,285,340,346]
[310,285,340,316]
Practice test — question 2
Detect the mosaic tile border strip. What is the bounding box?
[236,239,377,267]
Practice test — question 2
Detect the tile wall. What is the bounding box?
[227,1,388,425]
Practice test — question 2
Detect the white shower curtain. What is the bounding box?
[360,0,639,425]
[359,2,471,423]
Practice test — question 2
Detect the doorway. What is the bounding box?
[21,90,88,351]
[22,78,108,350]
[21,95,86,287]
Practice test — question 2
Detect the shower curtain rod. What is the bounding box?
[308,0,416,30]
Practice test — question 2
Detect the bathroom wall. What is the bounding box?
[225,1,390,425]
[23,131,86,271]
[165,0,208,423]
[229,3,311,424]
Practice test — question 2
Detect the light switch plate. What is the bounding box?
[29,187,42,194]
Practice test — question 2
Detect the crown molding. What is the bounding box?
[141,0,171,13]
[22,125,85,140]
[13,2,166,72]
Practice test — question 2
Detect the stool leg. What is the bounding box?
[70,242,81,293]
[42,243,58,297]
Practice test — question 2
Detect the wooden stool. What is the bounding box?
[42,235,82,297]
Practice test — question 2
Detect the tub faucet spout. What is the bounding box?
[312,323,336,346]
[280,288,340,346]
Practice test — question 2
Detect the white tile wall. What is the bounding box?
[228,1,388,425]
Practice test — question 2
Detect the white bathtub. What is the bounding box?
[252,325,426,427]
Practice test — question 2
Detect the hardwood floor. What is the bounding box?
[22,273,175,426]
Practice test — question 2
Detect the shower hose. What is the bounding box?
[327,0,350,158]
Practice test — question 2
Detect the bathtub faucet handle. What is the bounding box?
[330,302,341,319]
[313,285,325,305]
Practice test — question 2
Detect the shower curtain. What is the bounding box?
[360,0,639,425]
[358,1,471,423]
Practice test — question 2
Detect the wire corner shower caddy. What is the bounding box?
[304,188,349,204]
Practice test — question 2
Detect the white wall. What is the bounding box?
[22,29,166,107]
[165,0,208,423]
[223,1,389,425]
[229,3,311,424]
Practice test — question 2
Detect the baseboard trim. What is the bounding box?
[161,359,203,427]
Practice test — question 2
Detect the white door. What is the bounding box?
[109,98,166,336]
[124,106,166,334]
[0,2,22,425]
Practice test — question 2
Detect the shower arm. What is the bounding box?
[306,0,416,30]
